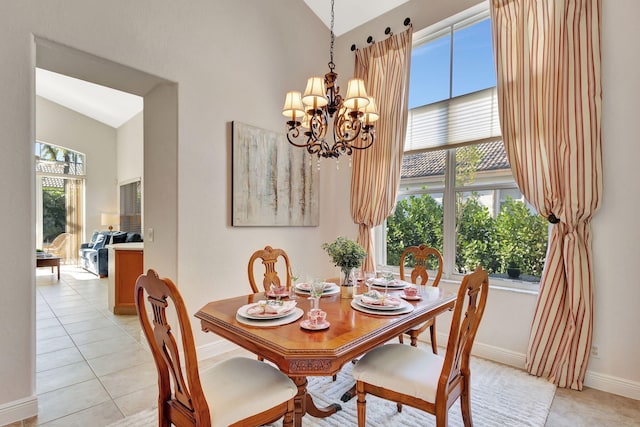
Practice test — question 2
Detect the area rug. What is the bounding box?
[107,357,556,427]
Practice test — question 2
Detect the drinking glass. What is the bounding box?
[308,278,325,310]
[382,270,393,296]
[364,271,375,295]
[352,270,363,297]
[310,279,326,298]
[289,268,299,300]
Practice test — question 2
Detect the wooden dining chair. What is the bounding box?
[135,269,296,427]
[398,244,443,352]
[248,245,292,293]
[352,266,489,427]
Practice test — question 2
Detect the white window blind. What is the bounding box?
[404,87,501,152]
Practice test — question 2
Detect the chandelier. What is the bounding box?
[282,0,379,159]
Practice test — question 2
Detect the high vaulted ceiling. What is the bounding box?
[36,68,143,129]
[303,0,409,36]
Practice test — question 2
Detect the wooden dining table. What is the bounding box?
[195,287,456,427]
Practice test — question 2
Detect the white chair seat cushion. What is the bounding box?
[200,357,297,427]
[353,344,444,403]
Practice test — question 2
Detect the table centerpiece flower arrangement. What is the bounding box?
[322,236,367,298]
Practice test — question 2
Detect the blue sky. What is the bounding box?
[409,18,496,109]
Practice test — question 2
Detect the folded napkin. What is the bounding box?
[360,291,401,307]
[246,300,296,316]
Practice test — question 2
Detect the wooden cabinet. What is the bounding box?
[108,243,144,314]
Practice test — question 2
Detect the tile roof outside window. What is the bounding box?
[401,140,509,179]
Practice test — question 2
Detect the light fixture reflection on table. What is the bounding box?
[282,0,379,160]
[101,213,120,232]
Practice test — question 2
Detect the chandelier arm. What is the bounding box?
[334,114,364,144]
[308,110,329,142]
[350,128,375,150]
[285,125,312,148]
[286,134,314,149]
[288,129,324,157]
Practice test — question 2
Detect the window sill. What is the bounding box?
[378,266,540,296]
[440,276,540,296]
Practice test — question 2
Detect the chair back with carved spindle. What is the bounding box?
[248,246,292,293]
[399,244,443,287]
[135,269,210,426]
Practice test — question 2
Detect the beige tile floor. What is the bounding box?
[3,265,639,426]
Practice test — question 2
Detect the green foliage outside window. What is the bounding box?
[386,194,443,267]
[43,187,66,243]
[494,198,548,276]
[455,196,498,273]
[386,194,547,280]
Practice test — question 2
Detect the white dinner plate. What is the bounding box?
[350,299,414,316]
[294,283,340,296]
[295,282,337,292]
[237,302,298,320]
[367,279,410,290]
[236,308,304,327]
[355,296,407,311]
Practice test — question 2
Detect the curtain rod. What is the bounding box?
[350,17,411,51]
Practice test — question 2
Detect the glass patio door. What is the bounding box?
[36,142,86,264]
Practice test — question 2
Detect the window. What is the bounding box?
[120,180,141,234]
[380,5,548,286]
[35,141,85,262]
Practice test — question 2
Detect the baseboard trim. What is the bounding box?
[434,332,527,369]
[196,338,240,361]
[433,333,640,400]
[471,341,527,369]
[584,370,640,400]
[0,395,38,426]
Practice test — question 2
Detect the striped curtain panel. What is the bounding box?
[350,27,413,273]
[65,178,83,264]
[490,0,602,390]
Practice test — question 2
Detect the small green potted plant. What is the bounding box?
[322,236,367,298]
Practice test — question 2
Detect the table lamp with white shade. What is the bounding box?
[101,213,120,232]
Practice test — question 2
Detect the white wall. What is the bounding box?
[36,96,118,240]
[590,0,640,395]
[116,111,143,189]
[0,0,638,423]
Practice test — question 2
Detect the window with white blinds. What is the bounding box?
[378,3,547,288]
[404,87,501,153]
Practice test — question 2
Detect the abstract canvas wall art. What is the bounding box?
[232,121,319,226]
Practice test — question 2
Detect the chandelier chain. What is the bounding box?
[329,0,335,70]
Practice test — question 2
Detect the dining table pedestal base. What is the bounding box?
[292,376,341,426]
